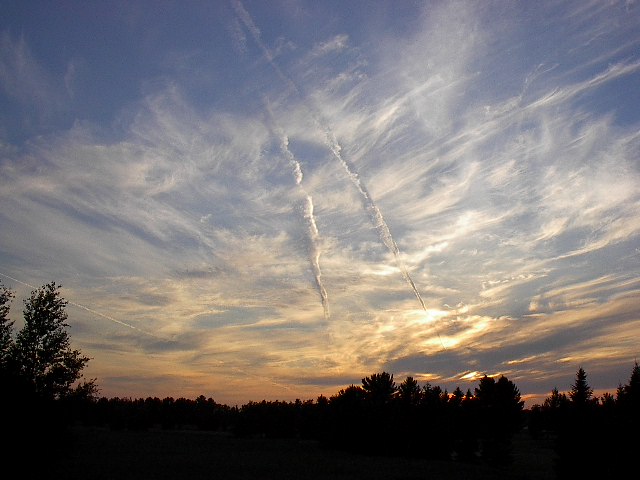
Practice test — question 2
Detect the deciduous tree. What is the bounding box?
[11,282,95,400]
[0,282,14,371]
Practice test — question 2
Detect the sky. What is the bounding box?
[1,0,639,406]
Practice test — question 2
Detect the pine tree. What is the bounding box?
[625,362,640,400]
[361,372,397,405]
[618,361,640,408]
[543,387,568,410]
[397,376,421,405]
[449,386,464,407]
[569,367,594,408]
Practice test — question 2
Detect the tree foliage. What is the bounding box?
[568,367,594,407]
[529,365,640,478]
[3,282,638,473]
[542,387,568,410]
[0,282,14,370]
[361,371,396,405]
[6,282,95,400]
[397,376,421,406]
[0,281,96,470]
[617,361,640,409]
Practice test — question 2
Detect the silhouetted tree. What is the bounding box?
[326,384,367,451]
[361,372,399,454]
[613,361,640,476]
[236,400,302,438]
[474,375,494,402]
[568,367,594,408]
[493,376,524,429]
[0,282,20,445]
[543,387,569,410]
[617,361,640,409]
[394,377,425,457]
[422,383,446,408]
[449,386,464,408]
[473,375,524,464]
[361,371,397,405]
[397,376,421,406]
[0,282,14,372]
[331,384,366,406]
[600,391,615,410]
[443,385,475,460]
[463,388,473,402]
[529,387,570,437]
[10,282,96,400]
[556,367,609,477]
[0,282,98,474]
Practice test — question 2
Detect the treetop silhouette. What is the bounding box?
[1,281,96,400]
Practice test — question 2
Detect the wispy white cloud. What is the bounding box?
[0,0,639,403]
[0,32,58,108]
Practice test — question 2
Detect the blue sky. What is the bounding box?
[1,0,639,405]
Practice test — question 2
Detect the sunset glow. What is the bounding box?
[1,1,639,405]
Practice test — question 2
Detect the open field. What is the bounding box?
[48,427,557,480]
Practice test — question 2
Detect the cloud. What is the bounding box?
[0,32,56,107]
[309,34,349,57]
[1,0,639,403]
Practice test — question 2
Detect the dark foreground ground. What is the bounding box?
[48,426,557,480]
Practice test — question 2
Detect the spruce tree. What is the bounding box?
[618,361,640,408]
[569,367,594,408]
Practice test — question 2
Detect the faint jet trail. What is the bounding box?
[323,128,428,312]
[0,271,162,339]
[279,133,330,319]
[323,118,445,348]
[232,0,300,94]
[233,0,443,347]
[213,359,297,394]
[67,302,162,339]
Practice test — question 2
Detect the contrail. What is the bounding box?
[232,0,299,93]
[263,96,330,319]
[279,133,330,319]
[281,135,303,186]
[303,194,330,319]
[213,359,298,395]
[233,0,444,347]
[66,301,162,339]
[0,271,162,339]
[322,127,428,312]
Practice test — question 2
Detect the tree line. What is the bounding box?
[1,282,638,475]
[529,364,639,477]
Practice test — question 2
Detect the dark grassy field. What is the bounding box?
[49,426,557,480]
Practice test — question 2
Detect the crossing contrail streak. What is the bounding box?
[281,136,303,186]
[66,301,163,339]
[303,194,330,319]
[233,0,443,347]
[322,128,428,312]
[279,133,330,319]
[212,359,298,394]
[263,97,330,319]
[0,271,162,339]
